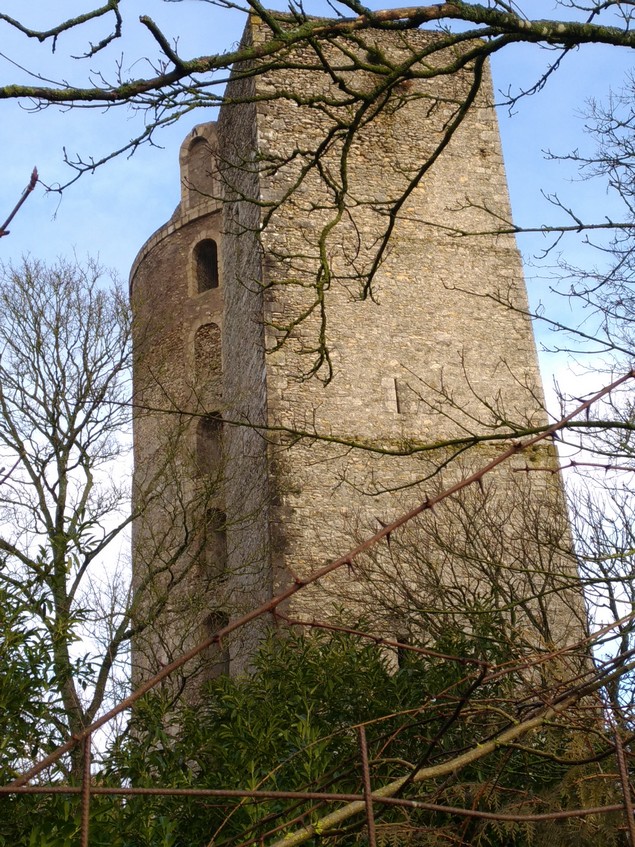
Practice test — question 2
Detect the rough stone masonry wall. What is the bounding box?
[216,54,275,670]
[221,19,583,646]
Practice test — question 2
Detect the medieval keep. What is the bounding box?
[130,17,583,685]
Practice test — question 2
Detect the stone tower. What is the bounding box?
[130,18,582,684]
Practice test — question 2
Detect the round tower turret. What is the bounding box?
[130,122,229,689]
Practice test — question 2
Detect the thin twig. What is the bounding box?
[358,727,377,847]
[613,722,635,846]
[80,732,91,847]
[0,167,38,237]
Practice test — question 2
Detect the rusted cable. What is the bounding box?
[0,783,629,824]
[8,369,635,789]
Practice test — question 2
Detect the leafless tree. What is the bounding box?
[0,257,134,773]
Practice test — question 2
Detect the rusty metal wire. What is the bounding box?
[11,371,633,790]
[2,371,635,842]
[0,782,630,824]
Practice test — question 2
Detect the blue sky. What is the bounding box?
[0,0,631,368]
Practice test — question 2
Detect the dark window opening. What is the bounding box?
[204,508,228,581]
[196,413,222,476]
[194,323,222,389]
[195,239,219,293]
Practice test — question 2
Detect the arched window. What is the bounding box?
[194,322,222,390]
[196,413,222,477]
[195,239,219,293]
[204,508,228,581]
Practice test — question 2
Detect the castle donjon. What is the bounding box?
[130,18,582,684]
